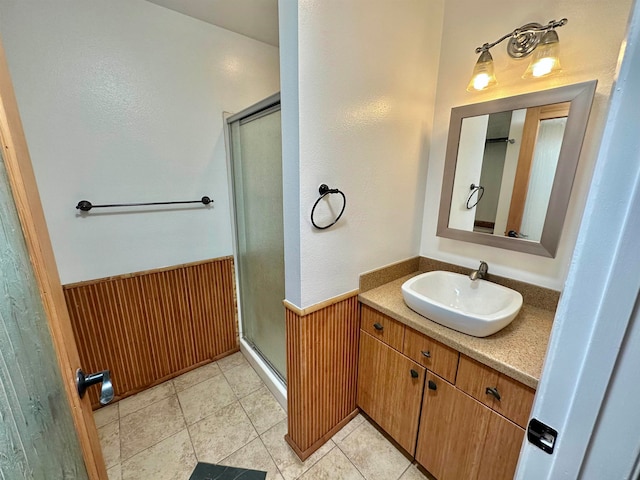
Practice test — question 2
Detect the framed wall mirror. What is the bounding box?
[437,80,597,257]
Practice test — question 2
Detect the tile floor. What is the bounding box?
[95,351,432,480]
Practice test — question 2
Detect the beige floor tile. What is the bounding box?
[189,401,258,464]
[178,374,236,425]
[121,429,196,480]
[398,463,435,480]
[107,463,121,480]
[118,381,175,417]
[217,351,249,372]
[219,437,282,480]
[173,361,223,392]
[332,414,365,444]
[119,395,185,460]
[337,421,410,480]
[240,385,287,434]
[224,362,264,399]
[299,447,365,480]
[94,403,119,428]
[98,420,120,468]
[261,420,335,480]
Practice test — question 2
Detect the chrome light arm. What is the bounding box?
[474,18,568,57]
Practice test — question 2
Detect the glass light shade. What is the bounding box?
[523,29,562,79]
[467,50,497,92]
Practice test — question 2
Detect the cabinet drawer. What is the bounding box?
[403,327,459,383]
[456,355,535,428]
[360,305,405,351]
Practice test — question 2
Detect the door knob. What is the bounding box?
[76,369,114,405]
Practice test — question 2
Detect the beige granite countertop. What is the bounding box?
[358,273,555,389]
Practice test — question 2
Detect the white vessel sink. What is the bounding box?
[401,271,523,337]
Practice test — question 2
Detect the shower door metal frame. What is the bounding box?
[224,92,287,386]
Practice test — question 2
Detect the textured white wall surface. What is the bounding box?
[0,0,279,284]
[420,0,632,289]
[449,114,488,230]
[289,0,444,307]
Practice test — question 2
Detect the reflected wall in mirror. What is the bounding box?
[437,81,597,257]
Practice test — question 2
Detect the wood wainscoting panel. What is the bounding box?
[285,293,361,460]
[63,257,238,407]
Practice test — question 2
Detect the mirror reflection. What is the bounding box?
[449,102,570,242]
[437,81,597,257]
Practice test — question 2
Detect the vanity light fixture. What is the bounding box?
[467,18,568,92]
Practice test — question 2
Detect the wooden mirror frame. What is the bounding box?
[437,80,597,257]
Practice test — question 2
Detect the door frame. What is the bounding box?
[0,38,107,479]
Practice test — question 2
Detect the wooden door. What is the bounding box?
[416,373,490,479]
[357,331,425,455]
[506,102,571,235]
[0,38,108,479]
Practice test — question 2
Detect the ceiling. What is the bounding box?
[145,0,279,46]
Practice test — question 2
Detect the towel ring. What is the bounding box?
[466,183,485,209]
[311,184,346,230]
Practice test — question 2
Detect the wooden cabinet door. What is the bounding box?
[357,331,425,455]
[416,372,526,480]
[478,412,525,480]
[416,373,490,479]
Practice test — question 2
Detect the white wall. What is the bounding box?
[420,0,632,289]
[0,0,280,284]
[282,0,444,308]
[448,115,488,230]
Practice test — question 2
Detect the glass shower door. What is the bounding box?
[229,102,286,380]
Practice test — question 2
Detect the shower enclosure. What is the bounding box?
[227,93,286,384]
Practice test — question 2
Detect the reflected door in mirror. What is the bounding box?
[506,103,569,241]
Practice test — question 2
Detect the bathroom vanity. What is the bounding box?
[356,258,556,480]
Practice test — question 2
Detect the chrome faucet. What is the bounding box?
[469,261,488,281]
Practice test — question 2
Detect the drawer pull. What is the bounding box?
[485,386,501,401]
[410,369,419,379]
[428,380,437,391]
[421,350,431,358]
[373,322,384,331]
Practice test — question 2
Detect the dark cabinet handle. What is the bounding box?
[428,380,437,391]
[410,369,419,379]
[486,386,501,401]
[421,350,431,358]
[373,322,384,331]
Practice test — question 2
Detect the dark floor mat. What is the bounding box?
[189,462,267,480]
